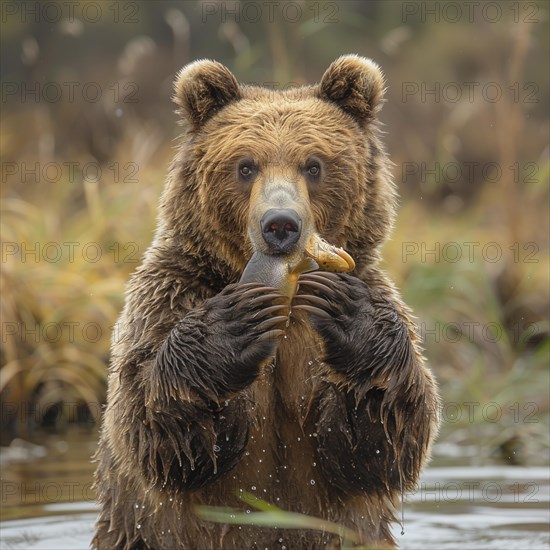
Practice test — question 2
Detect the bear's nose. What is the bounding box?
[260,209,302,253]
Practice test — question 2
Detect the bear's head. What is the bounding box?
[159,55,395,282]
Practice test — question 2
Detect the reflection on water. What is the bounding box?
[1,432,549,550]
[0,432,97,522]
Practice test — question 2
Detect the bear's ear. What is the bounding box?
[318,55,385,123]
[173,59,241,130]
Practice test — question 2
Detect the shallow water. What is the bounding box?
[1,433,549,549]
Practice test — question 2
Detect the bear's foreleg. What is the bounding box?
[294,272,439,495]
[133,282,288,493]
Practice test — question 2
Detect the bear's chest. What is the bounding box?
[230,314,327,507]
[263,312,325,422]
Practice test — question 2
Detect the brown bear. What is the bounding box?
[92,55,440,549]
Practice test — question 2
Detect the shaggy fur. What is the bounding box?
[92,55,440,549]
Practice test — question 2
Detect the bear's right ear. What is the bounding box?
[173,59,241,130]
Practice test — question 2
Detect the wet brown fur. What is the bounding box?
[93,56,440,549]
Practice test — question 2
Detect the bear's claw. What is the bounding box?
[296,279,336,297]
[238,286,280,300]
[251,305,289,320]
[293,294,331,309]
[256,316,288,331]
[247,293,286,307]
[256,329,285,342]
[291,304,332,319]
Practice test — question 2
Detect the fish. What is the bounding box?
[304,234,355,274]
[240,234,355,299]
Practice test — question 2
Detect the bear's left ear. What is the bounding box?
[318,55,385,123]
[173,59,241,130]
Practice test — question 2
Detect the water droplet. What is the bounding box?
[376,449,380,454]
[137,524,141,529]
[135,504,139,509]
[213,445,220,452]
[246,509,251,514]
[251,485,257,491]
[307,360,313,366]
[310,479,316,485]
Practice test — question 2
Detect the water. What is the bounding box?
[0,508,96,550]
[394,466,550,549]
[1,433,549,550]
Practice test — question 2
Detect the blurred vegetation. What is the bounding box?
[196,491,384,549]
[1,0,549,466]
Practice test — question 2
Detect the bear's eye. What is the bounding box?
[304,158,322,181]
[308,164,320,177]
[238,160,258,182]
